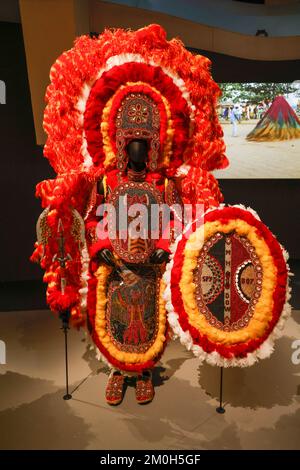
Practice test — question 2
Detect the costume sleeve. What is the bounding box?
[85,193,113,260]
[156,178,183,253]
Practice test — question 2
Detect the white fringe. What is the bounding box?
[77,239,116,369]
[78,240,90,314]
[79,246,114,370]
[82,330,112,369]
[176,164,191,177]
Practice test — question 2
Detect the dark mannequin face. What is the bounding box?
[126,139,148,164]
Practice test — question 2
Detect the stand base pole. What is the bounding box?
[63,394,72,401]
[216,406,225,414]
[61,311,72,401]
[216,366,225,414]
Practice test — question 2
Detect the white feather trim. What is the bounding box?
[175,164,191,177]
[205,203,261,221]
[78,241,90,313]
[80,130,93,170]
[83,330,113,369]
[79,250,114,370]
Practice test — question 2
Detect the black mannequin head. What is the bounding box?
[126,139,148,166]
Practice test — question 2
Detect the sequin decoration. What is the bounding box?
[195,233,262,332]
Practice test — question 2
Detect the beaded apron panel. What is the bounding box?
[195,232,262,332]
[106,265,161,354]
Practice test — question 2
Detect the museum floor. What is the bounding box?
[0,308,299,450]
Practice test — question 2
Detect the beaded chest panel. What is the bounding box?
[108,180,163,263]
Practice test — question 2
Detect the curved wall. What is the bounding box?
[91,1,300,61]
[101,0,300,37]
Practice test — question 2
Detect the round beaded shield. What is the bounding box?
[165,206,291,367]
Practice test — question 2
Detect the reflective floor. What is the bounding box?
[0,309,299,450]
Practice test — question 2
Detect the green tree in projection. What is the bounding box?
[218,82,298,104]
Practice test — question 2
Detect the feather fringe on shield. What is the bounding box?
[163,204,292,367]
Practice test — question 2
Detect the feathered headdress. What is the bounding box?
[37,24,228,209]
[32,24,228,324]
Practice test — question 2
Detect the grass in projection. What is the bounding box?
[214,82,300,179]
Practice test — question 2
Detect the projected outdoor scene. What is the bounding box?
[214,82,300,179]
